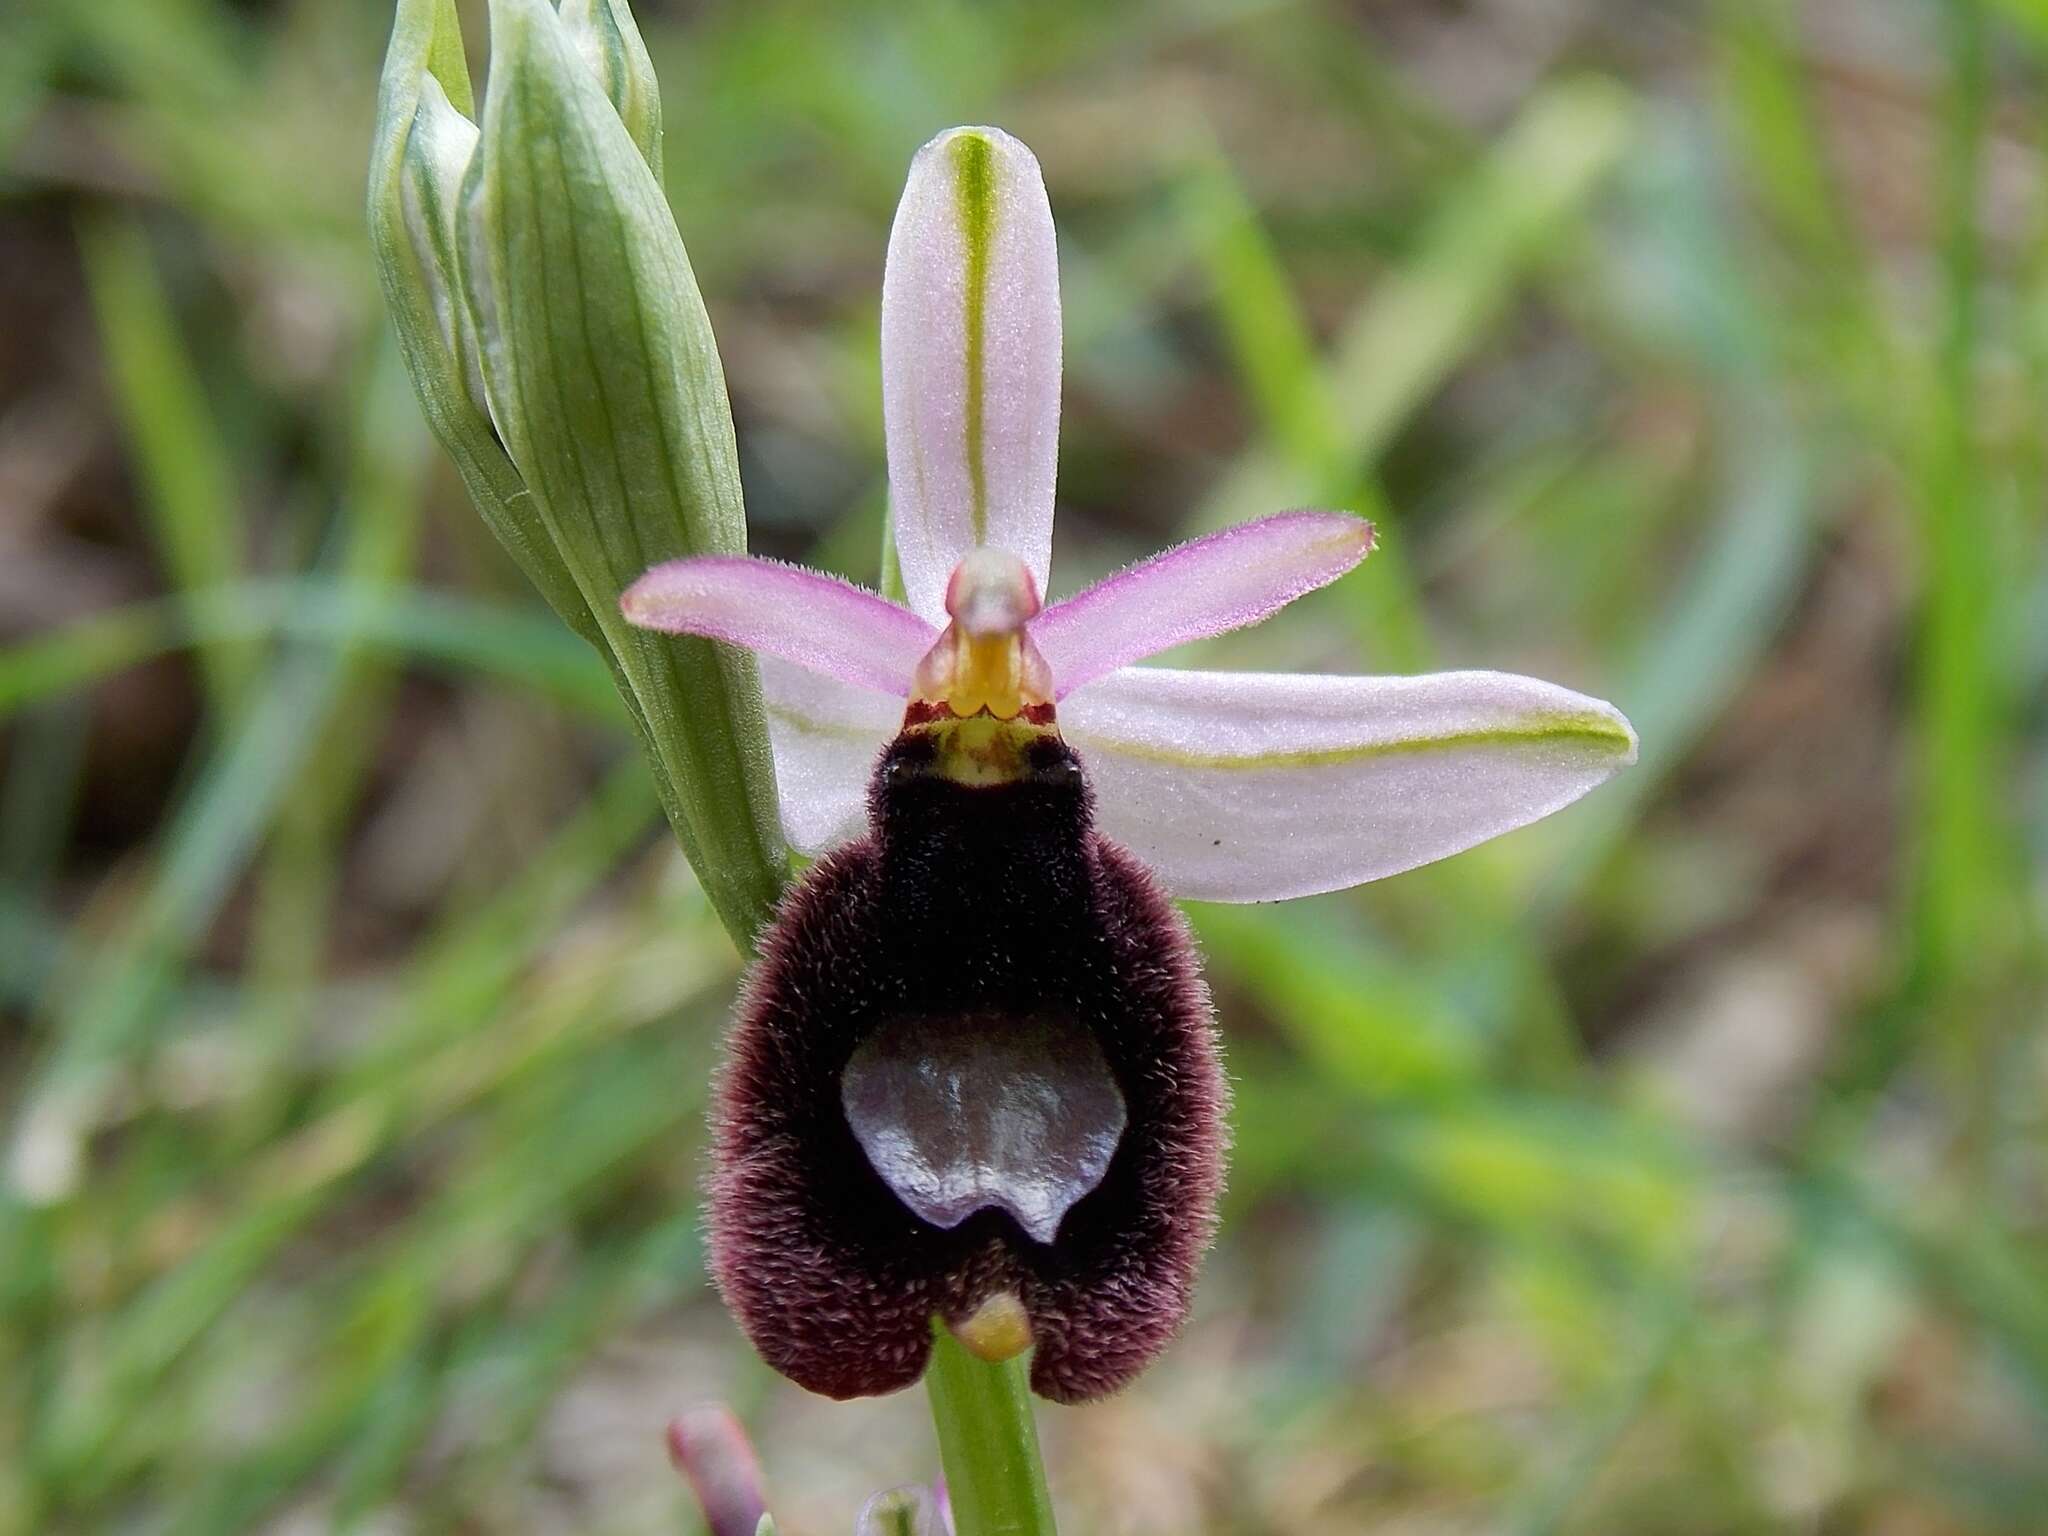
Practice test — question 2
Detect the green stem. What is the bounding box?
[924,1328,1057,1536]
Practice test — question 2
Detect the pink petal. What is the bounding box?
[882,127,1061,624]
[1031,511,1375,696]
[1062,665,1636,902]
[622,556,935,697]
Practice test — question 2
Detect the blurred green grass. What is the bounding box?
[3,0,2046,1531]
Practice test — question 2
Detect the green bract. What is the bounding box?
[368,0,785,947]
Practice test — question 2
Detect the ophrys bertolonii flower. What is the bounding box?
[624,127,1636,1403]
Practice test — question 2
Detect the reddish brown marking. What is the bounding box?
[898,699,1060,729]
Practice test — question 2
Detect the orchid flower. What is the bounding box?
[623,126,1636,1404]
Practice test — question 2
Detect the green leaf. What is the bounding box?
[1198,76,1636,527]
[77,213,253,714]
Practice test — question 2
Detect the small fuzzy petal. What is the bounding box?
[883,127,1061,624]
[1031,512,1375,696]
[622,556,936,697]
[759,656,897,856]
[1063,666,1637,902]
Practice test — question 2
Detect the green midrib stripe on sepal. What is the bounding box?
[952,131,995,545]
[1077,715,1635,773]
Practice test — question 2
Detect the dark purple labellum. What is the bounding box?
[707,727,1226,1403]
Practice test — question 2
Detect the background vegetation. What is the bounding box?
[3,0,2046,1530]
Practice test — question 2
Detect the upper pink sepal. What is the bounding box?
[882,127,1062,624]
[621,555,936,697]
[1030,511,1375,696]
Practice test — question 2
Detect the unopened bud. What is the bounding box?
[371,0,788,944]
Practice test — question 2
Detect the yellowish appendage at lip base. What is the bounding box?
[947,1291,1034,1364]
[911,713,1056,785]
[908,546,1056,726]
[912,626,1054,721]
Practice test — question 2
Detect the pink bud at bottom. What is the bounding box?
[666,1405,768,1536]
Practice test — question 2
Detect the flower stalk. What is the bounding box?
[925,1328,1056,1536]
